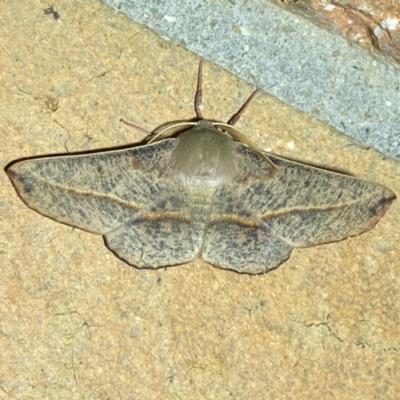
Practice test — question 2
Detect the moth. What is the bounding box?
[6,59,396,274]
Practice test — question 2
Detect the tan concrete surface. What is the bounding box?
[1,1,399,398]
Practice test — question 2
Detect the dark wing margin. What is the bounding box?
[260,155,396,247]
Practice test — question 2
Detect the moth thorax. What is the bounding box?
[173,126,238,187]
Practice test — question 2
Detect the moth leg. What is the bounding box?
[120,118,152,136]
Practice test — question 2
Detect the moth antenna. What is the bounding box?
[194,58,204,120]
[148,122,197,143]
[227,88,261,126]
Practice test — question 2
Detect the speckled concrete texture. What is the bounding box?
[103,0,400,161]
[1,1,399,398]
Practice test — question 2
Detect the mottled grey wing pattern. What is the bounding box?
[201,144,395,274]
[6,55,396,274]
[7,140,201,267]
[7,134,395,274]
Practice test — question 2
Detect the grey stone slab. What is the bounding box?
[102,0,400,161]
